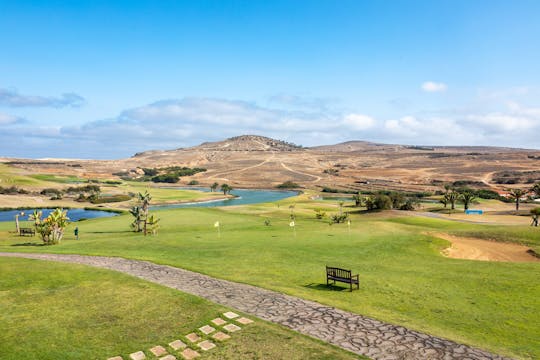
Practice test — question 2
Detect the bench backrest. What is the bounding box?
[326,266,352,279]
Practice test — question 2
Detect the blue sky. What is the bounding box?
[1,0,539,158]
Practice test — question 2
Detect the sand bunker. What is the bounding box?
[434,233,539,263]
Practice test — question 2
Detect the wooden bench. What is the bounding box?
[19,227,35,236]
[326,266,359,292]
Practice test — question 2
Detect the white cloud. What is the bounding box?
[0,112,24,125]
[1,95,540,159]
[0,88,85,108]
[343,114,376,130]
[421,81,447,93]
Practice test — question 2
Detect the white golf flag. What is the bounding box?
[214,221,220,227]
[289,221,295,227]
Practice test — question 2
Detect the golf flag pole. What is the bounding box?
[214,221,221,238]
[347,219,351,237]
[289,220,296,238]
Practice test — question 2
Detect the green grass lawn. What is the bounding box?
[0,200,539,359]
[0,257,361,360]
[117,182,226,204]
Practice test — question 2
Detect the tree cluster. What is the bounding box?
[209,183,233,195]
[439,186,477,211]
[29,209,69,245]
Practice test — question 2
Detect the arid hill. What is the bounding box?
[3,135,540,192]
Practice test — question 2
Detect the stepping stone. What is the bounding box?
[150,345,168,357]
[169,339,187,351]
[198,325,215,335]
[185,333,201,343]
[197,340,216,351]
[129,351,146,360]
[159,356,176,360]
[108,357,123,360]
[236,317,254,325]
[180,348,200,359]
[223,311,239,319]
[212,331,231,341]
[223,323,241,332]
[211,317,227,326]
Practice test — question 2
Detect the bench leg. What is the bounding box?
[350,282,352,292]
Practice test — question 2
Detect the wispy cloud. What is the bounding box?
[0,112,25,125]
[1,95,539,159]
[421,81,447,93]
[0,88,85,108]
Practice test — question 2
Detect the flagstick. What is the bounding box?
[293,225,296,238]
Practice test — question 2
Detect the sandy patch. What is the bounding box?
[433,232,539,263]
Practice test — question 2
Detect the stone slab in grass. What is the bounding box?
[180,348,200,359]
[236,317,254,325]
[150,345,168,357]
[169,339,187,351]
[129,351,146,360]
[223,323,241,332]
[198,325,215,335]
[197,340,216,351]
[159,355,176,360]
[108,357,123,360]
[211,317,227,326]
[212,331,231,341]
[185,333,201,343]
[223,311,239,319]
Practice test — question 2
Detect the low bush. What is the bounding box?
[276,181,299,189]
[0,186,29,195]
[89,194,132,204]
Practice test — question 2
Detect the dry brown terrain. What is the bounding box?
[2,135,540,192]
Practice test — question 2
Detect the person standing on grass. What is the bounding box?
[74,226,79,240]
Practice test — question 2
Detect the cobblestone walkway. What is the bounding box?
[0,252,511,360]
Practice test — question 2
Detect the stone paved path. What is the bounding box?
[0,252,511,360]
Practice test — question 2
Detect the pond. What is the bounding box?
[0,208,120,222]
[151,188,299,209]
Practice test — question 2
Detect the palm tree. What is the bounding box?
[338,201,344,215]
[220,184,232,195]
[508,188,528,213]
[289,204,296,220]
[147,214,160,235]
[352,192,363,207]
[532,182,540,198]
[210,182,219,192]
[459,189,477,211]
[531,208,540,227]
[47,208,70,244]
[129,206,143,232]
[446,190,459,210]
[138,191,152,216]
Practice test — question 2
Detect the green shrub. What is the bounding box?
[276,181,299,189]
[40,188,63,196]
[0,186,29,195]
[151,174,180,183]
[89,194,132,204]
[314,208,327,219]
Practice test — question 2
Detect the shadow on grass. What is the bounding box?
[85,230,132,234]
[304,282,350,292]
[11,242,45,247]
